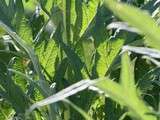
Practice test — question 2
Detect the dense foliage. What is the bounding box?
[1,0,160,120]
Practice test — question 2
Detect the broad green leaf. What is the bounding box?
[96,42,109,77]
[82,38,95,75]
[73,0,100,41]
[104,0,160,49]
[79,0,100,37]
[36,39,58,79]
[18,18,33,46]
[97,39,124,76]
[51,0,100,43]
[23,0,38,12]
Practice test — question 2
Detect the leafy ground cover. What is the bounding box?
[0,0,160,120]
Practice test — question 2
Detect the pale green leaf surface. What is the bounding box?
[97,39,124,76]
[36,40,58,78]
[82,39,95,73]
[18,18,33,46]
[80,0,100,37]
[121,52,136,93]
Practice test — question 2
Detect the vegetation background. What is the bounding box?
[0,0,160,120]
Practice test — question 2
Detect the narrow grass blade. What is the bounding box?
[0,20,51,97]
[0,20,43,80]
[28,80,95,112]
[107,22,141,33]
[121,52,136,93]
[122,45,160,58]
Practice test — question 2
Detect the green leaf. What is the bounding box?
[36,39,58,79]
[73,0,100,41]
[95,78,156,120]
[120,52,136,93]
[104,0,160,49]
[12,58,28,92]
[95,52,156,120]
[23,0,38,12]
[97,39,124,76]
[0,101,14,120]
[79,0,100,37]
[10,0,24,30]
[40,0,54,12]
[18,18,33,46]
[82,38,95,75]
[0,20,51,98]
[95,78,125,105]
[63,99,93,120]
[60,41,84,80]
[0,62,29,114]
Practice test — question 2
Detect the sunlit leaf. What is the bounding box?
[104,0,160,49]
